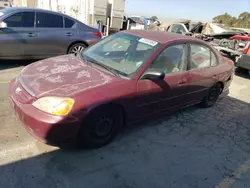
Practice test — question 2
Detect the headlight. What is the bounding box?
[32,97,75,116]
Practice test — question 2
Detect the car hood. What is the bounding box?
[18,55,119,98]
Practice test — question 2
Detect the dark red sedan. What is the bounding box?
[9,30,234,148]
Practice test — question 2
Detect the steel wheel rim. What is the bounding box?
[94,116,114,137]
[71,45,85,55]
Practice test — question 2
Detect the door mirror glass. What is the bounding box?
[0,22,7,28]
[141,70,165,80]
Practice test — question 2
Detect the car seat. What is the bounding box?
[151,56,176,74]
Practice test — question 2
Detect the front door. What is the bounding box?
[0,11,35,58]
[135,43,194,119]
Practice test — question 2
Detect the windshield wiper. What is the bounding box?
[80,54,127,77]
[86,58,122,76]
[79,53,90,65]
[91,61,120,76]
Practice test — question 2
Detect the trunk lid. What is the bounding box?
[19,55,117,98]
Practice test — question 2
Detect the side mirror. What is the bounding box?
[141,70,165,80]
[0,22,7,29]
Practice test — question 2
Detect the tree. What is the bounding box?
[239,12,249,20]
[150,16,158,22]
[213,12,250,28]
[212,13,232,24]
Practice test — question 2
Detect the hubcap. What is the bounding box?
[95,117,113,137]
[71,45,85,55]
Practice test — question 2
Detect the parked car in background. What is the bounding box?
[166,22,193,36]
[165,20,250,63]
[9,30,234,148]
[236,43,250,71]
[0,7,102,60]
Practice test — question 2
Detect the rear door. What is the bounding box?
[186,43,220,102]
[28,11,66,58]
[0,11,35,58]
[26,12,77,58]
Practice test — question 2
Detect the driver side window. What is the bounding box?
[148,44,187,74]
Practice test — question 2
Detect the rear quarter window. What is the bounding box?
[65,17,75,28]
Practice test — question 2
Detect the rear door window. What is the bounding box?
[149,44,188,74]
[190,44,218,69]
[4,12,35,27]
[36,12,63,28]
[65,17,75,28]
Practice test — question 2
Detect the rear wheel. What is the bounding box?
[236,67,248,73]
[77,106,123,149]
[200,83,222,108]
[68,43,86,55]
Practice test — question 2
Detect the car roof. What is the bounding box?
[1,7,73,17]
[122,30,199,43]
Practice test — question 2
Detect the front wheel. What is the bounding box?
[200,83,222,108]
[77,106,123,149]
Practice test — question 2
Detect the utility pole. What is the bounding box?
[49,0,52,10]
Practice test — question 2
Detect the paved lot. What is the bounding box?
[0,60,250,188]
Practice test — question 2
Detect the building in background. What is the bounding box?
[12,0,125,33]
[13,0,35,7]
[0,0,12,9]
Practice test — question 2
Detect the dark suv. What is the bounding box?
[0,7,102,60]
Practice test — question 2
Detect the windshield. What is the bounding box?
[82,33,161,77]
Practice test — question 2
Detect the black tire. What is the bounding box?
[68,43,87,55]
[77,106,123,149]
[200,83,222,108]
[236,67,248,74]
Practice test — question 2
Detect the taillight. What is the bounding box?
[94,31,103,38]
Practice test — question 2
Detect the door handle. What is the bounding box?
[65,32,73,36]
[26,33,37,37]
[178,80,186,85]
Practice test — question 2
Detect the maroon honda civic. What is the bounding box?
[9,30,234,148]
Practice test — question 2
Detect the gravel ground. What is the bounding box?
[0,61,250,188]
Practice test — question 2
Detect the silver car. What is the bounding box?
[0,7,102,60]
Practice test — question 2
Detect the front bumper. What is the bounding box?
[9,79,83,145]
[236,54,250,70]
